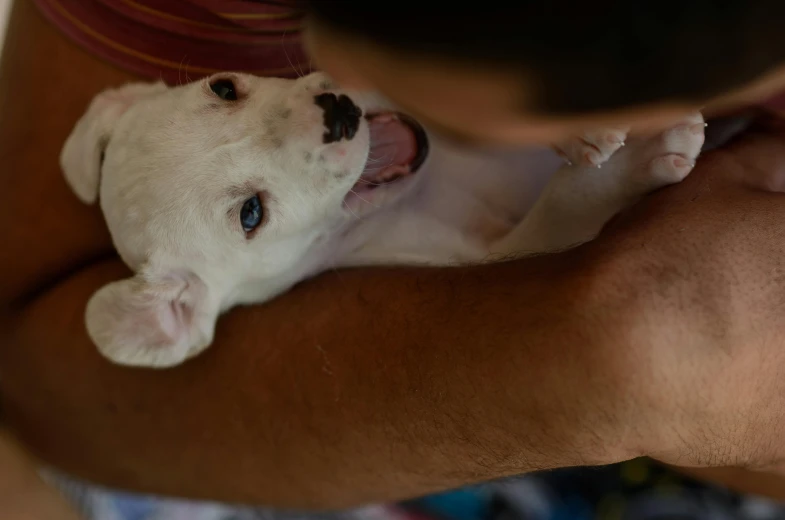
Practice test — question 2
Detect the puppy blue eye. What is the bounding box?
[210,79,237,101]
[240,194,263,233]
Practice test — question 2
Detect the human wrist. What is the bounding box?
[558,239,677,465]
[477,245,644,470]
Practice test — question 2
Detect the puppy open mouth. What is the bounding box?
[350,112,429,196]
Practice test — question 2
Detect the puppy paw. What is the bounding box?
[555,126,629,168]
[574,112,706,201]
[622,112,706,189]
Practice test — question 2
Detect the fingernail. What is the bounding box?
[673,157,691,167]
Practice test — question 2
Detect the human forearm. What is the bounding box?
[13,0,785,505]
[0,245,640,508]
[1,1,645,507]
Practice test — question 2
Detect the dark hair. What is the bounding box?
[303,1,785,115]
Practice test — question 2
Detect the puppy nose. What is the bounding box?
[314,93,362,144]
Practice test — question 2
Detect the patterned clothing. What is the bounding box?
[33,0,308,83]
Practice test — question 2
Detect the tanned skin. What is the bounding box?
[5,0,785,509]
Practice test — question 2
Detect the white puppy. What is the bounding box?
[61,72,705,368]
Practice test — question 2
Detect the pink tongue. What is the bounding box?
[363,117,417,178]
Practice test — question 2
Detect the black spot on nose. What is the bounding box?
[314,93,362,144]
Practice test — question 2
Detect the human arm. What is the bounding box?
[0,1,642,508]
[8,0,785,509]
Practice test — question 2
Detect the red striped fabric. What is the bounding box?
[33,0,312,83]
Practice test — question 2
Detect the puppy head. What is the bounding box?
[62,72,429,367]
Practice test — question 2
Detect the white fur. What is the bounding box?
[61,72,705,368]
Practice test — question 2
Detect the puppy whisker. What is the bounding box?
[367,150,394,163]
[295,49,307,78]
[343,197,363,220]
[364,156,389,165]
[348,189,380,208]
[177,56,185,87]
[355,176,407,187]
[184,60,193,84]
[282,30,303,78]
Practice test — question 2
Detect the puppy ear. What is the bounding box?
[61,82,167,204]
[85,268,219,368]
